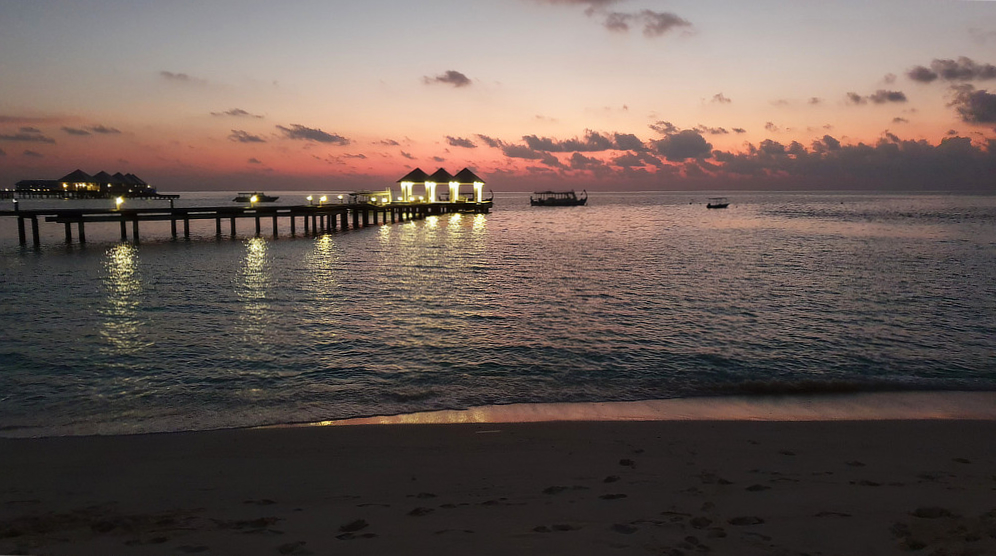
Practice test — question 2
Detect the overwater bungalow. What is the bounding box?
[15,169,157,197]
[395,167,486,203]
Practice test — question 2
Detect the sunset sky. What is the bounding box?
[1,0,995,191]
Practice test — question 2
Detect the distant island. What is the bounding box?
[12,169,175,199]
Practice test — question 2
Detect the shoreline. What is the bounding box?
[308,391,996,427]
[2,419,995,555]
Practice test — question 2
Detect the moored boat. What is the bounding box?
[706,197,729,209]
[530,190,587,206]
[233,192,279,203]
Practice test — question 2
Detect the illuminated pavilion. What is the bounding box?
[396,167,485,203]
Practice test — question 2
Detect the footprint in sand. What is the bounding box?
[277,540,312,555]
[611,523,638,534]
[728,516,765,526]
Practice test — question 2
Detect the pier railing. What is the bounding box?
[0,200,493,247]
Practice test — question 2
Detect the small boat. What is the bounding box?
[233,192,279,203]
[706,197,729,209]
[530,190,587,206]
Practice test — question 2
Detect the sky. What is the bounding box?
[1,0,995,192]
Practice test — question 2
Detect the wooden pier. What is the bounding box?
[0,200,492,247]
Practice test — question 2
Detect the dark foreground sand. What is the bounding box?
[2,419,995,555]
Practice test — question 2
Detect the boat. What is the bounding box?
[233,192,279,203]
[530,190,587,206]
[706,197,729,209]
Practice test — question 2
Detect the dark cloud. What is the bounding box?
[89,125,121,134]
[0,128,56,143]
[653,129,712,161]
[212,108,263,118]
[62,126,91,136]
[446,136,477,148]
[893,117,910,124]
[771,99,790,107]
[423,70,472,88]
[0,115,63,124]
[868,89,907,104]
[400,151,415,160]
[476,134,504,148]
[248,157,262,164]
[502,144,545,159]
[733,128,747,134]
[694,125,729,135]
[712,93,732,104]
[377,139,400,146]
[949,85,996,124]
[907,66,938,83]
[649,120,679,135]
[432,156,446,163]
[759,139,786,156]
[277,124,349,145]
[0,149,5,156]
[160,71,206,84]
[22,150,44,158]
[713,133,995,190]
[523,130,616,152]
[540,152,566,168]
[907,57,996,83]
[344,153,367,159]
[229,130,267,143]
[601,10,691,37]
[569,152,605,170]
[613,132,645,150]
[846,92,867,105]
[809,97,823,105]
[883,73,897,84]
[765,122,780,132]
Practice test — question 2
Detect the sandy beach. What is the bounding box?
[2,416,995,555]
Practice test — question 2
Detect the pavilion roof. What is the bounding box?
[427,168,453,182]
[397,168,429,183]
[92,171,114,183]
[453,168,484,184]
[59,169,94,183]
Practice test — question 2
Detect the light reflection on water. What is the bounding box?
[1,192,995,437]
[100,244,150,355]
[235,237,271,342]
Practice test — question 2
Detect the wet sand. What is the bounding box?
[2,417,995,555]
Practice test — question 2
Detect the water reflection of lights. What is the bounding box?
[236,237,271,338]
[303,234,341,342]
[100,244,148,353]
[447,213,463,228]
[472,214,486,234]
[426,215,439,229]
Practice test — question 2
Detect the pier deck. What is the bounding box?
[0,200,492,247]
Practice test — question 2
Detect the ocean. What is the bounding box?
[1,191,994,437]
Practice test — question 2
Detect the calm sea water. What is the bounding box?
[1,191,994,437]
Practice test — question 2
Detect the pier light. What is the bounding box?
[417,196,424,202]
[306,195,313,205]
[250,195,258,205]
[473,181,484,203]
[449,181,459,203]
[382,197,389,203]
[337,195,344,203]
[319,195,327,206]
[115,196,124,209]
